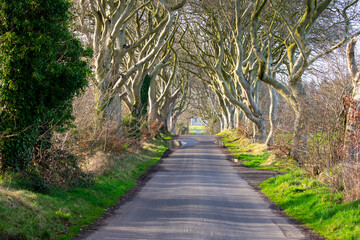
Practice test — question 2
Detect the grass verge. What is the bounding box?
[218,129,290,172]
[218,129,360,240]
[261,171,360,240]
[0,138,168,240]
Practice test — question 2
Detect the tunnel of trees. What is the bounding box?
[1,0,360,199]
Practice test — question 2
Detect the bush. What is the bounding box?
[0,0,90,171]
[30,149,93,188]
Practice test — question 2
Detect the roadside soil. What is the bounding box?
[217,142,326,240]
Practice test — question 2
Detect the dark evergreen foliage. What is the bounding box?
[0,0,90,171]
[140,74,152,116]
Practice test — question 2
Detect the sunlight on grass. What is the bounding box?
[237,153,270,168]
[189,125,205,130]
[261,171,360,240]
[218,130,288,172]
[188,125,206,135]
[218,129,360,240]
[0,138,169,240]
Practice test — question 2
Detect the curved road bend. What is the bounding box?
[84,135,305,240]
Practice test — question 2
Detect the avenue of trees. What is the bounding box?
[0,0,359,199]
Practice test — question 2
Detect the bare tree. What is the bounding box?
[250,0,360,161]
[180,0,269,141]
[74,0,186,129]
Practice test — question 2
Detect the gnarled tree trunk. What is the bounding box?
[344,37,360,161]
[265,86,278,146]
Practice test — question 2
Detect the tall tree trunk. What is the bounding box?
[235,108,244,129]
[266,86,278,145]
[227,104,235,129]
[107,94,123,135]
[170,116,178,134]
[290,82,309,163]
[220,117,225,131]
[254,118,266,142]
[344,37,360,161]
[223,115,229,130]
[245,117,252,137]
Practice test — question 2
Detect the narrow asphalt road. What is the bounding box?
[84,135,305,240]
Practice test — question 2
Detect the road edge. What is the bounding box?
[215,140,325,240]
[74,148,173,239]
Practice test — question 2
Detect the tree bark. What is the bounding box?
[289,80,309,163]
[236,108,244,129]
[344,37,360,161]
[266,86,278,145]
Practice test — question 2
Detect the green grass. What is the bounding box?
[189,125,205,131]
[0,138,168,240]
[161,132,174,140]
[219,129,360,240]
[218,130,288,172]
[261,171,360,240]
[188,125,206,135]
[237,153,270,168]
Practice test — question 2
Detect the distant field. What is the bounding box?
[189,125,205,130]
[189,125,206,134]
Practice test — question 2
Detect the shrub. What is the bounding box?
[30,149,93,188]
[0,0,90,171]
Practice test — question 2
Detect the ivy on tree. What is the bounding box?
[0,0,90,171]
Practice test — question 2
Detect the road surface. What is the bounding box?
[84,135,305,240]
